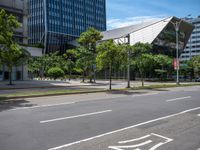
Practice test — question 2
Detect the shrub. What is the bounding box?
[47,67,65,80]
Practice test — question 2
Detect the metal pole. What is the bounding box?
[43,0,47,54]
[175,23,180,85]
[127,34,131,88]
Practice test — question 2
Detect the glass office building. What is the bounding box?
[28,0,106,54]
[180,16,200,61]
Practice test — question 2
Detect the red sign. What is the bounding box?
[173,58,180,70]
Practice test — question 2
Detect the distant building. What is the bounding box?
[0,0,28,44]
[28,0,107,54]
[180,16,200,61]
[102,17,194,57]
[101,17,194,80]
[0,0,42,81]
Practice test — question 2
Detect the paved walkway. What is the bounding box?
[0,79,199,96]
[0,79,194,89]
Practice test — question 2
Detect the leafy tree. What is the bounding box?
[0,9,30,85]
[78,27,103,82]
[96,40,120,90]
[63,49,78,81]
[190,56,200,77]
[47,67,65,80]
[135,54,154,87]
[28,52,67,78]
[75,47,94,82]
[132,43,153,87]
[154,54,173,80]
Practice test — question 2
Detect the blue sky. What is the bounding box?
[106,0,200,29]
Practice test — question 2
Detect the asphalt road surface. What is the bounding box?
[0,86,200,150]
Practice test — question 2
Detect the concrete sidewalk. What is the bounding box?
[0,79,194,90]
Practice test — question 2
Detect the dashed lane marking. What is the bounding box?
[40,110,112,123]
[166,96,191,102]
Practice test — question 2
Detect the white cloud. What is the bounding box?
[107,15,168,29]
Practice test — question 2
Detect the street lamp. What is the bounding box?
[165,19,183,85]
[127,34,131,88]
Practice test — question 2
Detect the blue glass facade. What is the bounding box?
[28,0,106,54]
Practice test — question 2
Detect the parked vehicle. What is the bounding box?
[195,77,200,82]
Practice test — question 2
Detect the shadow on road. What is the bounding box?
[0,99,35,112]
[106,90,147,95]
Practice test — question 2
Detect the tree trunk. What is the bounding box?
[161,66,164,81]
[82,72,85,83]
[141,73,144,87]
[69,70,71,81]
[109,64,112,90]
[89,77,92,83]
[9,67,13,85]
[142,77,144,87]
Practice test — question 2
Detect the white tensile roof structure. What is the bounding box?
[101,16,194,51]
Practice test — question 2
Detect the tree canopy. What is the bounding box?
[0,9,30,85]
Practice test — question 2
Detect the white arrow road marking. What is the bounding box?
[108,140,152,150]
[166,96,191,102]
[149,133,173,150]
[109,133,173,150]
[47,107,200,150]
[40,110,112,123]
[118,135,151,144]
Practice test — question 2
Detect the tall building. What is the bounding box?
[180,16,200,61]
[28,0,107,54]
[0,0,42,81]
[0,0,28,44]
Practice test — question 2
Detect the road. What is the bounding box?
[0,86,200,150]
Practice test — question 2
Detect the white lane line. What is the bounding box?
[166,96,191,102]
[198,114,200,117]
[47,107,200,150]
[118,135,151,144]
[9,102,75,111]
[40,110,112,123]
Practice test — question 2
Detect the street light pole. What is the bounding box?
[127,34,131,88]
[173,20,184,85]
[175,22,180,85]
[167,19,182,85]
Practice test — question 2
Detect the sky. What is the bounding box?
[106,0,200,29]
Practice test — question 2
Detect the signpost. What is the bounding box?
[173,58,180,70]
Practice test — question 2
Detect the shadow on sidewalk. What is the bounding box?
[106,90,147,95]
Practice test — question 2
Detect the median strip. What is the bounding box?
[166,96,191,102]
[40,110,112,123]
